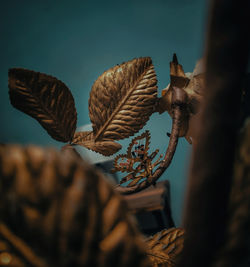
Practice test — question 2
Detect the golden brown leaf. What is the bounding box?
[158,54,204,144]
[169,53,190,89]
[89,57,158,142]
[146,228,185,267]
[73,131,94,143]
[78,139,122,156]
[73,131,122,156]
[8,68,77,142]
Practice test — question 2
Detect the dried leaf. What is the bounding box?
[159,54,190,115]
[159,54,204,143]
[78,139,122,156]
[146,228,185,267]
[73,131,122,156]
[8,68,77,142]
[170,53,190,89]
[89,57,158,142]
[73,131,94,143]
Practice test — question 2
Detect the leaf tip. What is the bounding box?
[173,53,178,64]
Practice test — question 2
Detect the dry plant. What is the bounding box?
[8,54,204,194]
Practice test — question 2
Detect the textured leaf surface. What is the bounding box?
[146,228,185,267]
[73,131,122,156]
[73,131,94,143]
[89,57,158,142]
[8,68,77,142]
[77,139,122,156]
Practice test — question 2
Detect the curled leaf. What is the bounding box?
[159,54,204,143]
[89,57,158,142]
[8,68,77,142]
[169,53,190,88]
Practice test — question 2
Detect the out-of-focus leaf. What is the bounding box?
[146,228,185,267]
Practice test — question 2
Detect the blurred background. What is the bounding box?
[0,0,208,226]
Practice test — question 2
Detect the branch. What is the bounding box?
[115,87,187,194]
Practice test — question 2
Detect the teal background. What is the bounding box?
[0,0,207,226]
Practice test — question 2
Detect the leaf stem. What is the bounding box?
[115,87,185,194]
